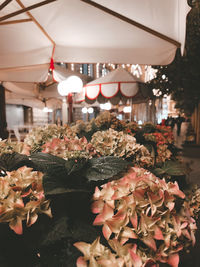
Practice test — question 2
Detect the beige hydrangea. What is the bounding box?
[0,139,30,156]
[91,128,153,166]
[24,124,76,152]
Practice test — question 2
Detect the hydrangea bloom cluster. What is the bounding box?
[91,128,153,167]
[75,167,196,266]
[42,136,96,159]
[0,166,51,234]
[24,124,76,152]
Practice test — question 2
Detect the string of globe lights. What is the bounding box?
[68,63,157,83]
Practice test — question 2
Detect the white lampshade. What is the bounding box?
[88,107,94,114]
[43,107,49,112]
[82,107,88,114]
[57,75,83,96]
[123,106,132,113]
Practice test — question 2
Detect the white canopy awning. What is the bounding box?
[3,64,92,108]
[75,68,150,104]
[0,0,190,80]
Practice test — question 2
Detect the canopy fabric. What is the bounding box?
[76,68,150,104]
[85,68,140,100]
[0,0,190,79]
[0,64,50,83]
[3,64,92,108]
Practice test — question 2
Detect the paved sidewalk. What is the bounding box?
[172,122,200,186]
[172,123,200,267]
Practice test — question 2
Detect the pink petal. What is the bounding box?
[180,222,188,229]
[91,200,104,214]
[73,242,90,256]
[102,223,112,240]
[76,256,87,267]
[166,201,175,211]
[120,237,129,245]
[181,229,191,239]
[167,254,179,267]
[93,203,113,225]
[14,198,24,208]
[9,217,23,235]
[164,234,171,247]
[112,209,126,221]
[168,182,185,199]
[142,236,157,251]
[21,188,32,198]
[122,227,137,239]
[27,213,38,227]
[93,187,101,199]
[129,248,142,267]
[130,212,138,229]
[191,230,196,246]
[154,226,164,240]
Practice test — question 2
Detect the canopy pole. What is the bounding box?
[81,0,181,48]
[0,19,32,25]
[16,0,55,46]
[0,0,57,22]
[0,0,13,11]
[0,84,8,140]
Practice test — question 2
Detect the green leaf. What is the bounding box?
[42,167,89,196]
[0,152,31,172]
[153,168,166,176]
[84,156,129,181]
[154,160,186,177]
[144,143,156,165]
[65,158,87,175]
[30,152,67,173]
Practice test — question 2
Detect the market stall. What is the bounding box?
[0,112,199,267]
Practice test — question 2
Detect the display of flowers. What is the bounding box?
[143,130,174,164]
[0,139,30,156]
[71,120,93,137]
[0,111,199,266]
[156,144,172,164]
[42,136,96,159]
[0,166,51,235]
[144,132,173,146]
[91,128,153,167]
[185,185,200,218]
[125,121,140,135]
[24,124,76,153]
[74,237,157,267]
[75,167,197,266]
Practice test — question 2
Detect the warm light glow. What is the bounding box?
[88,107,94,114]
[153,89,162,96]
[123,106,132,113]
[82,107,88,114]
[131,64,142,78]
[100,102,111,110]
[43,107,49,113]
[57,76,83,96]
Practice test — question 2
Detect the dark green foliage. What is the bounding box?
[65,157,88,175]
[29,153,129,196]
[153,160,186,177]
[0,152,31,172]
[30,152,67,173]
[141,123,157,133]
[147,3,200,115]
[84,156,129,181]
